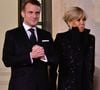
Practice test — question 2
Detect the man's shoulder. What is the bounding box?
[6,26,24,33]
[6,27,19,33]
[5,27,23,37]
[37,27,51,34]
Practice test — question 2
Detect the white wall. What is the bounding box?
[52,0,100,90]
[0,1,18,90]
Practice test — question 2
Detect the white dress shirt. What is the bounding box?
[23,23,48,63]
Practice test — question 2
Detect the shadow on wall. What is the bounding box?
[94,66,100,90]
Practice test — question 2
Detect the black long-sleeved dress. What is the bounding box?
[50,27,95,90]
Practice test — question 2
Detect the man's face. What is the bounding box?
[21,3,41,27]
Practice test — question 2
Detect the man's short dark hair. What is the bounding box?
[21,0,41,11]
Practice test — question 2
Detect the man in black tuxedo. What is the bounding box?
[2,0,56,90]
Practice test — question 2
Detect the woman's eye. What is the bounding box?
[83,18,86,21]
[77,18,86,21]
[77,19,80,21]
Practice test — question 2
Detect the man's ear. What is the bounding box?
[21,11,25,18]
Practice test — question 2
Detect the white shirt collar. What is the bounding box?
[23,22,38,41]
[23,22,36,32]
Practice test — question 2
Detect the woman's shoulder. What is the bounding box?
[55,31,71,42]
[88,34,95,42]
[56,30,70,37]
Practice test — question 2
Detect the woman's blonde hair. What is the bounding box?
[63,7,87,24]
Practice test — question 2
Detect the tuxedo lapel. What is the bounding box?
[36,28,45,46]
[17,26,32,48]
[36,28,41,43]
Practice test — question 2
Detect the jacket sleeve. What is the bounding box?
[87,35,95,89]
[2,31,32,67]
[87,35,95,76]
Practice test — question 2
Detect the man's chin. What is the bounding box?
[30,24,37,27]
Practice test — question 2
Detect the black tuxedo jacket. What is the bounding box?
[2,26,56,90]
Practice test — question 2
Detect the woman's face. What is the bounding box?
[68,17,86,32]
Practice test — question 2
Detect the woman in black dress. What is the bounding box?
[50,7,95,90]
